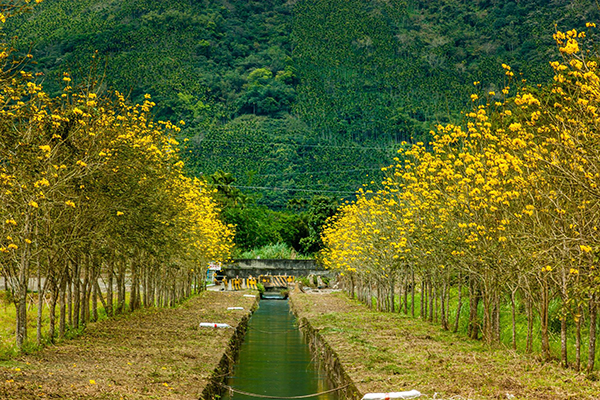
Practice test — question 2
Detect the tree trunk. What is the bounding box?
[434,284,438,323]
[73,263,80,330]
[15,293,27,349]
[511,289,517,350]
[36,263,43,347]
[587,295,597,373]
[46,272,56,342]
[92,269,98,322]
[95,280,107,312]
[428,280,434,322]
[440,280,448,330]
[144,265,150,307]
[576,304,582,372]
[59,272,67,339]
[116,262,125,314]
[493,289,501,344]
[171,281,176,307]
[482,293,492,345]
[411,268,415,317]
[403,272,408,314]
[107,263,113,317]
[15,245,30,349]
[454,273,463,333]
[446,280,451,327]
[130,261,138,313]
[468,279,480,340]
[376,281,382,311]
[526,295,534,353]
[561,315,568,368]
[48,279,58,343]
[560,269,569,368]
[420,279,426,319]
[390,277,395,313]
[81,262,90,326]
[541,281,550,360]
[67,267,73,328]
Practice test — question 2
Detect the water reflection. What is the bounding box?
[223,300,338,400]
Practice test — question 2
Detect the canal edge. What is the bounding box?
[200,294,259,400]
[289,295,363,400]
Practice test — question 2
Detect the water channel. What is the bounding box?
[223,299,339,400]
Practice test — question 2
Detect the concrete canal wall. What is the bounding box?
[223,259,334,279]
[289,294,362,400]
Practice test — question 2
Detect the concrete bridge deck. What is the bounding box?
[222,259,332,279]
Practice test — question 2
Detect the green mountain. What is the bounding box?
[8,0,600,211]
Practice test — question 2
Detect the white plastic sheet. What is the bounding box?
[227,307,244,310]
[199,322,232,328]
[361,390,421,400]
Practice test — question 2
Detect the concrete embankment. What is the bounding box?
[290,295,362,400]
[290,291,600,400]
[200,297,256,400]
[0,290,257,400]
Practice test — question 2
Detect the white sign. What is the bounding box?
[208,262,222,271]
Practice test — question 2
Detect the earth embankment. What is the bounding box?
[290,291,600,399]
[0,291,257,399]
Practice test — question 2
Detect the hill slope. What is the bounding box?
[8,0,600,208]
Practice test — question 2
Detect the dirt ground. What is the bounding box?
[0,291,257,400]
[291,291,600,400]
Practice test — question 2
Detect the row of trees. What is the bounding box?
[321,26,600,372]
[0,6,234,350]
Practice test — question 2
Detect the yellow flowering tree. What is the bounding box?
[0,6,234,349]
[321,23,600,370]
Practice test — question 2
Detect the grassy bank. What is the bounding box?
[391,288,600,369]
[0,290,140,360]
[0,291,257,399]
[291,291,600,400]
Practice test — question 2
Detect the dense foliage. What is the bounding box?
[322,25,600,371]
[204,170,336,255]
[9,0,600,212]
[0,2,233,350]
[295,0,600,142]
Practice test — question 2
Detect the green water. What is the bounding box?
[223,300,339,400]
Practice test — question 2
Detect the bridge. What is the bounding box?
[222,259,333,280]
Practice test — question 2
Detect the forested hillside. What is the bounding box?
[7,0,600,250]
[294,0,599,142]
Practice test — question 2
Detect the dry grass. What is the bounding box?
[0,290,257,399]
[291,291,600,400]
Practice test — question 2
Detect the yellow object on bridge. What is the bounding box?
[223,275,292,291]
[258,275,292,288]
[233,278,243,291]
[246,277,258,290]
